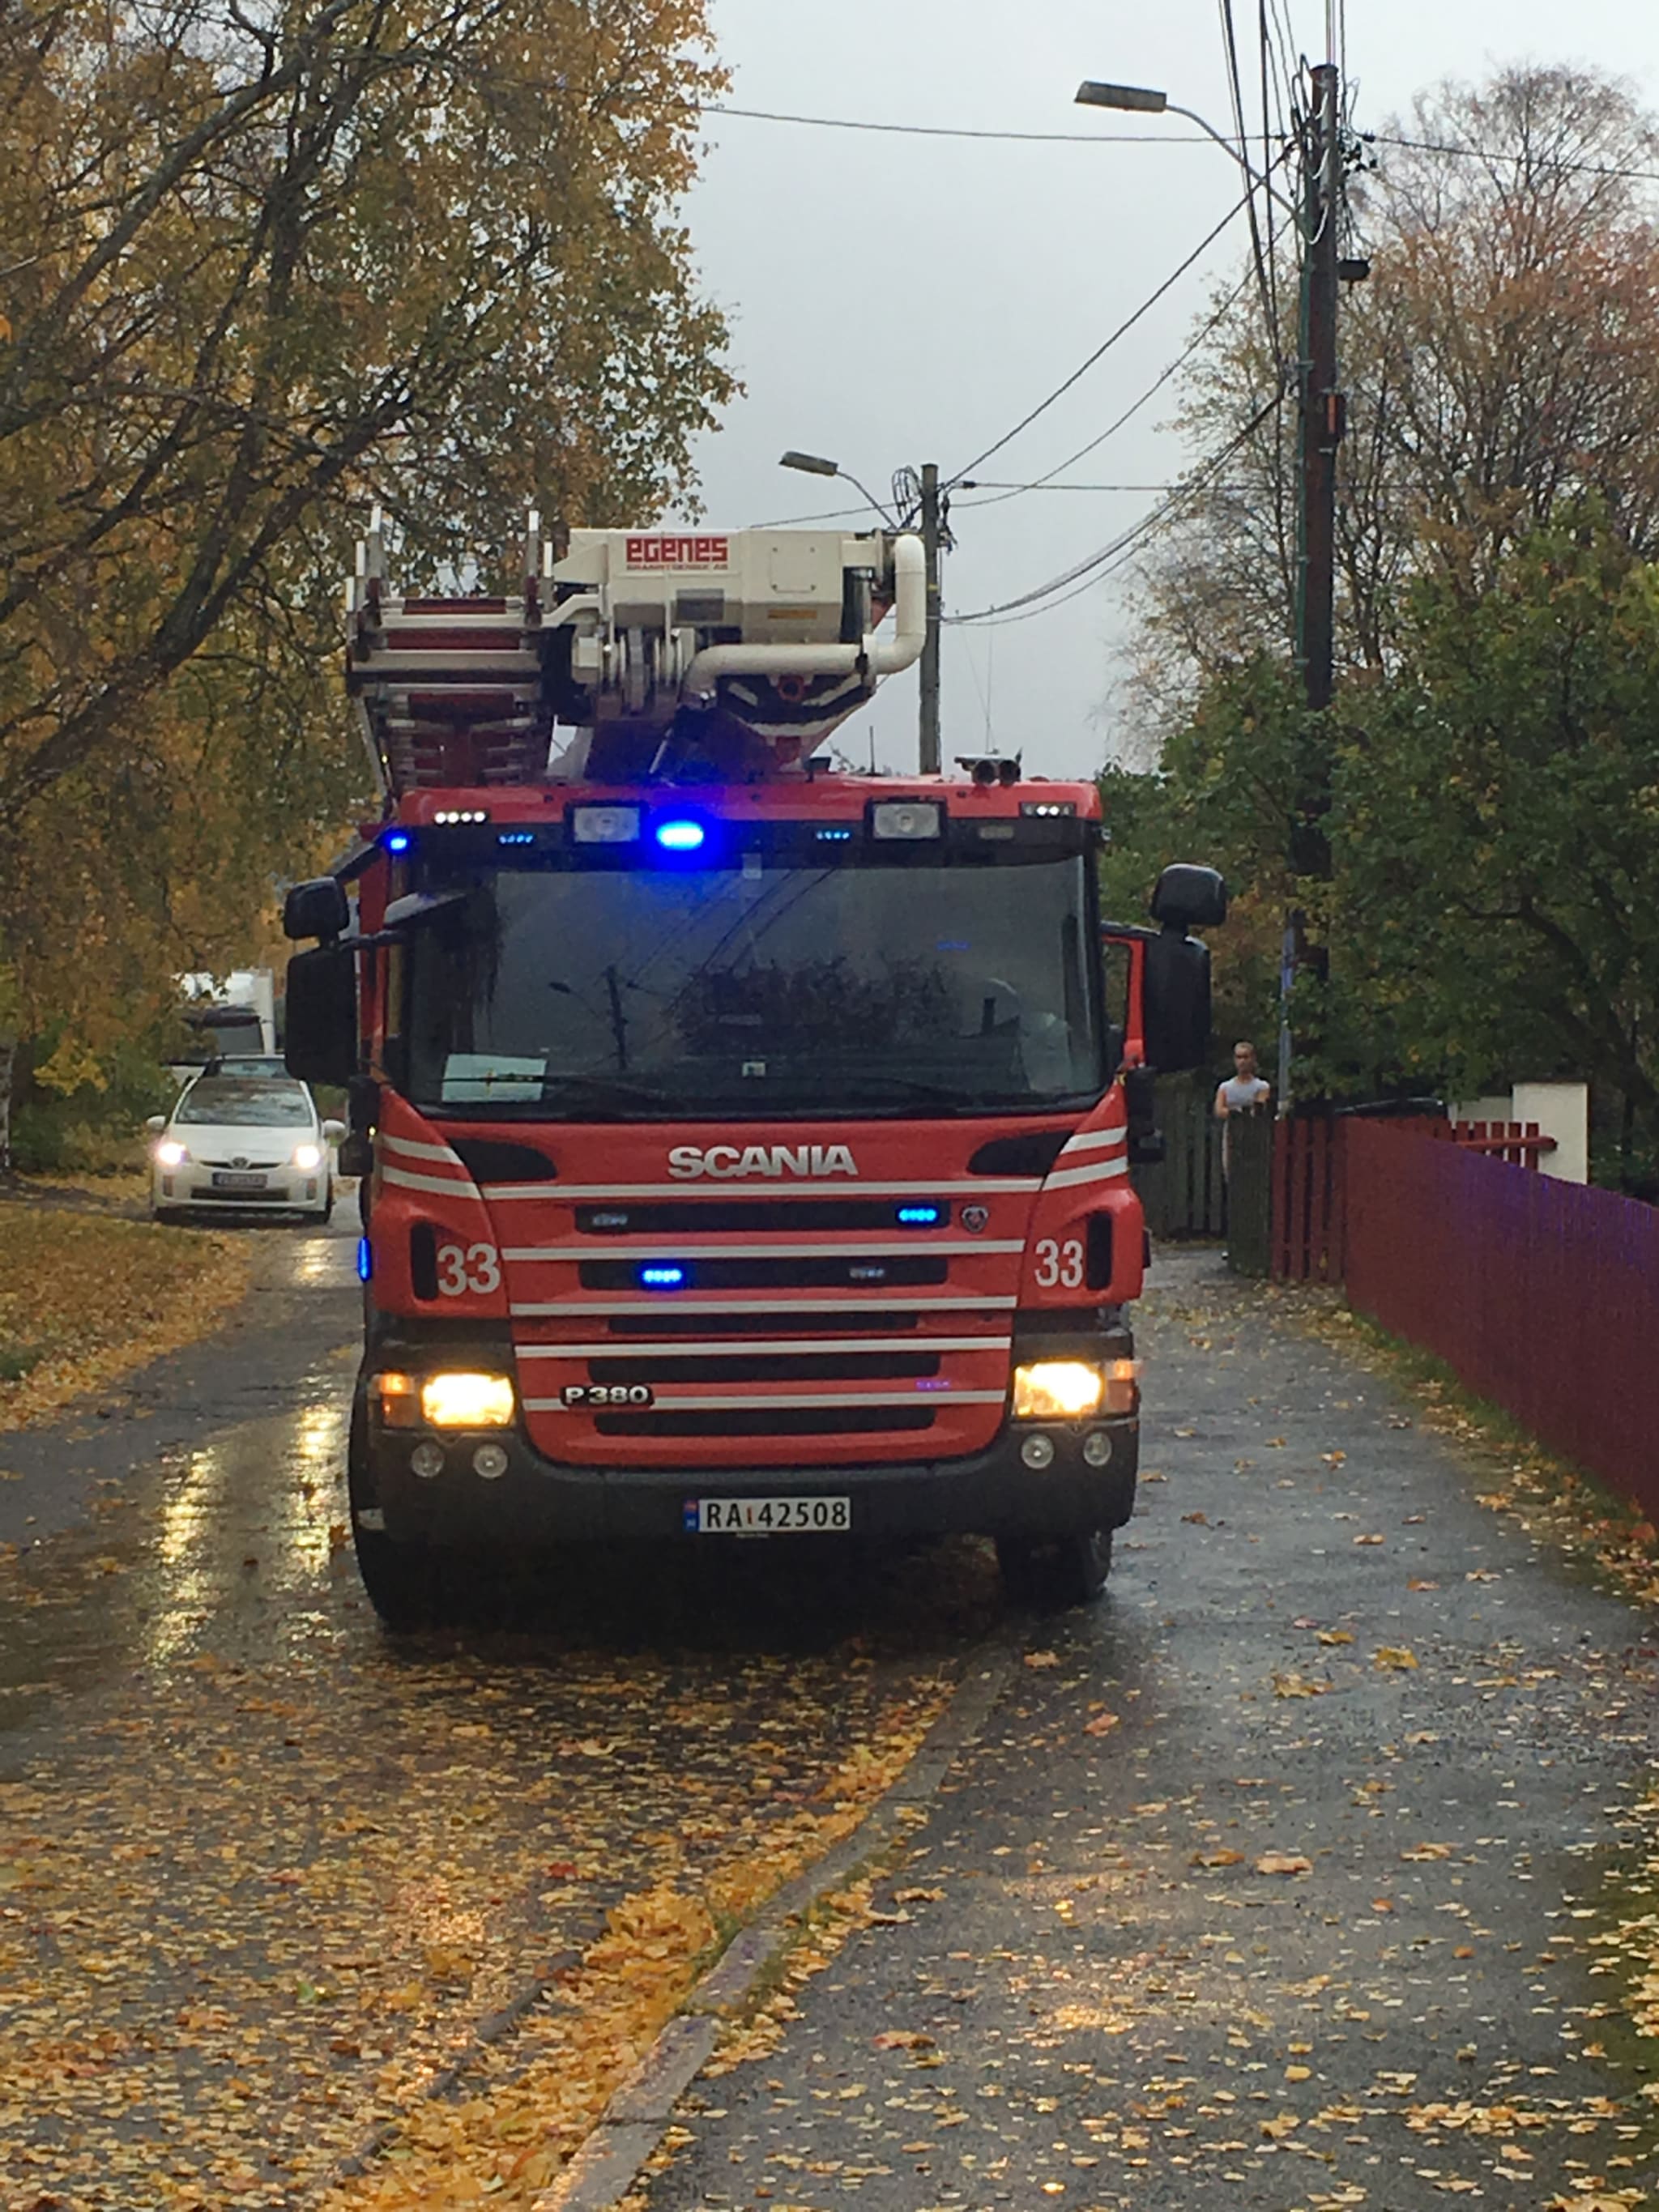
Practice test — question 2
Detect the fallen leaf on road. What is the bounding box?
[1194,1848,1246,1868]
[872,2030,935,2050]
[1401,1842,1455,1860]
[1407,1577,1439,1590]
[1316,1630,1354,1646]
[1285,2064,1311,2081]
[1273,1673,1331,1698]
[1181,1511,1209,1525]
[1084,1711,1120,1737]
[1353,1532,1385,1545]
[1322,1451,1347,1465]
[1023,1650,1060,1669]
[1375,1647,1419,1670]
[1256,1852,1312,1876]
[1373,1898,1395,1912]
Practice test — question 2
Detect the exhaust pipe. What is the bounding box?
[681,533,925,701]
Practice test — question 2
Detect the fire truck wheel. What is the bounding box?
[348,1398,439,1632]
[996,1528,1112,1609]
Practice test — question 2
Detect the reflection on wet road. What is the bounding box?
[0,1217,990,2207]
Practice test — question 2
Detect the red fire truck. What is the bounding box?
[283,516,1224,1626]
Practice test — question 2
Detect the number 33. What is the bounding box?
[1033,1238,1084,1289]
[436,1242,501,1297]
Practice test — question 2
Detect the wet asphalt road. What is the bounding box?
[641,1251,1659,2211]
[0,1214,988,2209]
[2,1231,1657,2209]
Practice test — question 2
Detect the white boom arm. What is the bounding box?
[345,513,925,791]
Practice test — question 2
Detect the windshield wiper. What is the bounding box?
[538,1072,675,1116]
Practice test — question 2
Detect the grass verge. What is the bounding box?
[0,1200,251,1430]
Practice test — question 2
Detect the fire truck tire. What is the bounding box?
[996,1528,1112,1609]
[348,1397,439,1632]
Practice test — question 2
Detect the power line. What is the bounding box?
[706,103,1228,145]
[945,398,1280,625]
[946,194,1251,488]
[1370,132,1659,185]
[957,197,1292,512]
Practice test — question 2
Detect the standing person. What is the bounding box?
[1214,1040,1272,1174]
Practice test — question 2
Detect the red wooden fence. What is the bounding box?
[1268,1116,1551,1284]
[1344,1121,1659,1519]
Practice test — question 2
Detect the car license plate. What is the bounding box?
[688,1494,852,1535]
[211,1170,267,1191]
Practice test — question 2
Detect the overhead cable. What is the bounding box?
[945,398,1280,626]
[957,196,1292,513]
[945,194,1251,488]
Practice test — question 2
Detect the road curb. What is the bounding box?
[529,1644,1017,2212]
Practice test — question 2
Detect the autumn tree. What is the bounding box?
[0,0,734,1166]
[1133,64,1659,705]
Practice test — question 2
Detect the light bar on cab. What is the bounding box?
[870,800,943,842]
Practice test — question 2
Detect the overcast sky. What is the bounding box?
[662,0,1659,781]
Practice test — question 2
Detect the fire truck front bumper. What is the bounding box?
[357,1409,1139,1553]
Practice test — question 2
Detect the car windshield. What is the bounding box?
[405,851,1104,1119]
[176,1080,313,1127]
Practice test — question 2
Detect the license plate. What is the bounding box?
[211,1171,267,1191]
[688,1494,852,1535]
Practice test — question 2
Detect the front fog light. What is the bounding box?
[1082,1430,1114,1468]
[410,1440,445,1480]
[471,1443,510,1481]
[420,1371,515,1428]
[1013,1360,1104,1420]
[1021,1433,1056,1470]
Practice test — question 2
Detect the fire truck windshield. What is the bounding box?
[403,850,1105,1119]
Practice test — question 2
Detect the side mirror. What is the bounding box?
[1143,930,1213,1075]
[1150,863,1227,931]
[284,876,350,944]
[284,948,357,1087]
[1121,1063,1165,1165]
[145,1114,166,1133]
[321,1119,347,1142]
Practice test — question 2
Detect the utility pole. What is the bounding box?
[1281,56,1344,1113]
[1297,61,1342,718]
[919,462,942,774]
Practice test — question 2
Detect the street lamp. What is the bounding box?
[1074,79,1298,218]
[778,451,944,774]
[778,449,899,529]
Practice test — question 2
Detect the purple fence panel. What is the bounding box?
[1346,1123,1659,1519]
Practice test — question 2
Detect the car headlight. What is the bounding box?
[292,1142,324,1172]
[420,1372,516,1429]
[1013,1360,1106,1420]
[155,1140,188,1168]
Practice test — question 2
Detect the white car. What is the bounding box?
[148,1074,344,1223]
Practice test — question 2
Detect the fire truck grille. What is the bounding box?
[575,1199,949,1234]
[576,1256,949,1292]
[582,1350,940,1387]
[593,1406,937,1440]
[598,1309,923,1336]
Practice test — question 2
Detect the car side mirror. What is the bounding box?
[1143,930,1213,1075]
[321,1119,346,1142]
[284,948,357,1087]
[284,876,350,944]
[145,1114,166,1133]
[1150,863,1227,931]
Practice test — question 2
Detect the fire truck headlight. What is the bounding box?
[1013,1360,1105,1421]
[420,1371,516,1429]
[870,800,942,841]
[572,804,642,844]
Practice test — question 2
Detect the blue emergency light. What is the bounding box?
[655,819,706,853]
[640,1264,687,1289]
[896,1205,943,1226]
[383,829,412,855]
